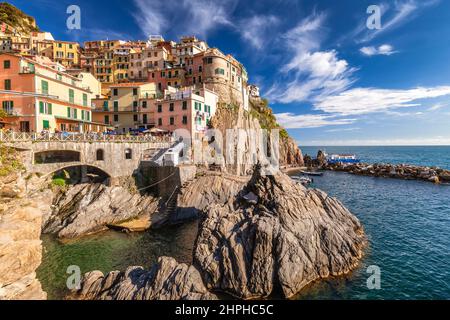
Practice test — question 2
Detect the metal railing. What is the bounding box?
[0,131,174,145]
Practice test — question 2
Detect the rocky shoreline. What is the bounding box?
[303,150,450,184]
[326,162,450,184]
[72,165,366,300]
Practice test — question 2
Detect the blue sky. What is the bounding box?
[8,0,450,145]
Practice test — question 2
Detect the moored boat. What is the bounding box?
[326,153,361,164]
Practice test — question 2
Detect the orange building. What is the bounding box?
[0,53,106,132]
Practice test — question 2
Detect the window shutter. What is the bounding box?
[39,101,44,114]
[83,93,88,106]
[74,109,77,119]
[67,107,71,118]
[48,103,52,115]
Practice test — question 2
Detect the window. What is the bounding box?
[133,88,138,95]
[113,88,118,96]
[42,120,50,129]
[206,57,213,64]
[198,76,202,83]
[69,89,74,103]
[104,115,109,124]
[169,103,174,112]
[125,149,132,160]
[142,101,147,108]
[133,114,138,122]
[83,93,88,107]
[157,104,162,113]
[114,114,119,122]
[2,101,13,114]
[81,110,85,120]
[103,101,108,111]
[41,80,49,95]
[182,115,188,124]
[113,101,119,112]
[4,79,11,90]
[158,118,162,126]
[39,101,52,114]
[182,101,187,110]
[96,149,104,161]
[3,60,10,69]
[86,111,90,121]
[170,117,174,125]
[143,114,148,124]
[199,66,202,72]
[215,68,225,75]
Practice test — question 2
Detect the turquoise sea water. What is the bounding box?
[38,146,450,300]
[301,146,450,170]
[293,170,450,300]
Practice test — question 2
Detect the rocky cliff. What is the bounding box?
[74,166,366,300]
[194,166,366,299]
[0,147,48,300]
[0,2,39,34]
[209,98,303,176]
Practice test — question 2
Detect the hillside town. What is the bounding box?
[0,14,261,140]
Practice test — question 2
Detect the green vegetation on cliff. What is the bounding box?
[0,144,24,177]
[0,2,39,33]
[249,97,289,140]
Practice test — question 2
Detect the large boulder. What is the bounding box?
[43,183,159,239]
[73,256,217,300]
[194,166,366,299]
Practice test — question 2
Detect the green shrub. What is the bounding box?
[51,178,66,187]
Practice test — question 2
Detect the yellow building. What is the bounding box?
[52,41,80,68]
[92,82,157,133]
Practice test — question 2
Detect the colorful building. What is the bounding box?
[91,82,158,133]
[0,53,106,133]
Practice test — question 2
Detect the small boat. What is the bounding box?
[326,153,361,164]
[292,176,313,186]
[300,171,324,177]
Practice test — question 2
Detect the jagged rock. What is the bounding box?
[72,257,217,300]
[43,183,159,239]
[194,166,366,299]
[173,173,248,223]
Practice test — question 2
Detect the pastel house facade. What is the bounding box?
[0,53,106,133]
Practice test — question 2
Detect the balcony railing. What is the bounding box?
[0,131,174,144]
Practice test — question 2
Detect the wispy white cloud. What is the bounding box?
[132,0,237,38]
[325,127,361,133]
[360,44,397,56]
[428,103,448,111]
[300,136,450,146]
[239,15,279,49]
[275,113,356,129]
[267,13,357,104]
[314,86,450,115]
[354,0,440,43]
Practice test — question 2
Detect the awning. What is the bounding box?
[150,127,168,133]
